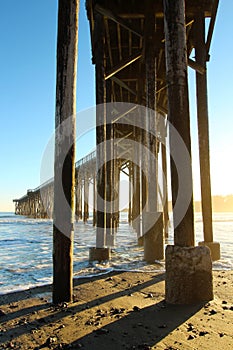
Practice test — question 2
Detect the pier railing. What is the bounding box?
[16,150,97,201]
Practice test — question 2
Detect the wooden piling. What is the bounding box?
[163,0,194,247]
[195,13,213,243]
[106,81,113,240]
[128,163,132,224]
[95,11,107,247]
[93,173,97,226]
[162,142,169,239]
[145,1,158,212]
[53,0,79,303]
[84,174,89,223]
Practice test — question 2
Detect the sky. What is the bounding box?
[0,0,232,212]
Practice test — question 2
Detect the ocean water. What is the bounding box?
[0,212,232,295]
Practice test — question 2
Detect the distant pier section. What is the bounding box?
[13,150,96,220]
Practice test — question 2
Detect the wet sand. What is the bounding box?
[0,270,233,349]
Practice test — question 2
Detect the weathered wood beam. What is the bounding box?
[188,58,205,74]
[110,76,137,96]
[163,0,194,247]
[95,12,107,247]
[195,13,213,243]
[112,105,137,123]
[117,23,122,61]
[83,175,89,223]
[115,131,133,144]
[105,19,113,67]
[95,4,143,38]
[105,52,142,80]
[53,0,79,303]
[206,0,219,59]
[106,80,113,239]
[145,0,158,212]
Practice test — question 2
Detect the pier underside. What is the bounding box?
[13,0,220,304]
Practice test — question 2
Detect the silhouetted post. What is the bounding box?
[145,1,157,212]
[75,173,79,220]
[95,12,106,247]
[89,11,110,261]
[53,0,79,303]
[93,174,96,226]
[78,181,83,220]
[143,1,164,261]
[195,13,220,260]
[162,142,169,239]
[128,163,132,224]
[106,81,114,246]
[164,0,213,304]
[83,174,89,223]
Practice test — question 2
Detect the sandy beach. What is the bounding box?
[0,270,232,349]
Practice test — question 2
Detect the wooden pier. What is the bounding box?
[13,0,221,304]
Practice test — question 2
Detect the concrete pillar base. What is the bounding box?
[165,245,213,304]
[143,212,164,262]
[89,247,110,262]
[198,241,220,261]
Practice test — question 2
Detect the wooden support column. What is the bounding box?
[105,80,114,245]
[79,181,83,220]
[162,142,169,239]
[53,0,79,303]
[133,146,141,236]
[111,138,116,234]
[128,163,132,224]
[83,174,89,223]
[195,14,212,241]
[163,0,213,304]
[112,159,120,232]
[195,13,220,260]
[95,12,107,247]
[145,1,157,212]
[115,163,120,228]
[75,175,79,220]
[142,2,164,261]
[163,0,194,247]
[89,10,110,261]
[93,173,96,226]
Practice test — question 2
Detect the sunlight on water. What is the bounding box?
[0,212,232,294]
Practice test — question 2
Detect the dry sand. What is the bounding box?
[0,270,232,349]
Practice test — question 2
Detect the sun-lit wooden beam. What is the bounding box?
[105,52,142,80]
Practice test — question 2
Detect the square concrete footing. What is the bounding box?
[89,247,110,262]
[143,212,164,262]
[198,241,220,261]
[165,245,213,304]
